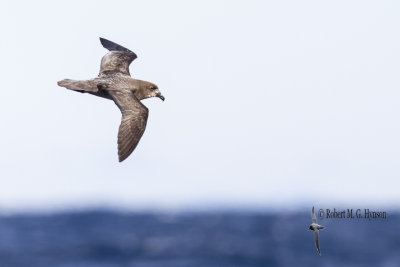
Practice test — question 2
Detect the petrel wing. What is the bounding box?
[315,231,321,255]
[311,206,317,223]
[99,37,137,76]
[108,90,148,162]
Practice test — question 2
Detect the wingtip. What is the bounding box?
[98,37,136,57]
[118,153,127,163]
[99,37,107,47]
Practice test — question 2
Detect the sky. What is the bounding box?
[0,0,400,212]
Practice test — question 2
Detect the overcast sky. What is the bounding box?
[1,1,399,212]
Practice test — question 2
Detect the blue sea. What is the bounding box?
[0,210,398,267]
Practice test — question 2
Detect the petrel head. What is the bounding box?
[146,82,165,101]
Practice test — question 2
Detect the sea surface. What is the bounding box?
[0,210,398,267]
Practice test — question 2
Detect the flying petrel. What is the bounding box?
[58,37,164,162]
[308,206,325,255]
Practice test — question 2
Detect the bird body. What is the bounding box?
[309,223,325,231]
[308,206,325,255]
[58,38,164,162]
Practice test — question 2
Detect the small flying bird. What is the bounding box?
[58,37,164,162]
[308,206,325,255]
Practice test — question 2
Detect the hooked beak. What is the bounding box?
[156,92,165,101]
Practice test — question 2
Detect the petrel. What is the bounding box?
[58,37,164,162]
[308,206,325,255]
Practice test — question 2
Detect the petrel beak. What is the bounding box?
[156,92,165,101]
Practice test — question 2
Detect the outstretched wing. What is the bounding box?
[314,231,321,255]
[311,206,317,223]
[108,90,149,162]
[99,37,137,76]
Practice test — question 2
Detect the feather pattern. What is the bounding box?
[99,37,137,76]
[108,90,149,162]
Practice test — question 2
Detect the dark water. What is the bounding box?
[0,210,398,267]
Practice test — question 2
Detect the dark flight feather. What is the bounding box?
[100,37,137,56]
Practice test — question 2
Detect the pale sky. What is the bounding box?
[1,0,400,211]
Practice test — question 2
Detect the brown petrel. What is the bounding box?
[58,37,164,162]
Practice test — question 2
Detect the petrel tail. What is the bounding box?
[99,37,135,56]
[57,79,98,93]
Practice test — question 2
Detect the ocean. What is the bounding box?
[0,210,398,267]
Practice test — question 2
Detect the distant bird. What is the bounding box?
[58,37,164,162]
[308,206,325,255]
